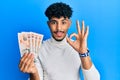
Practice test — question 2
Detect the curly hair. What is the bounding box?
[45,2,73,20]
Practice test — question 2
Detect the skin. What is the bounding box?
[19,53,40,80]
[47,17,71,41]
[66,20,92,69]
[19,17,92,80]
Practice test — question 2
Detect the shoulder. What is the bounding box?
[42,38,51,47]
[39,38,52,52]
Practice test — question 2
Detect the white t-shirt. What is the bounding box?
[35,37,100,80]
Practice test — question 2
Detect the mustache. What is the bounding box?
[53,31,64,33]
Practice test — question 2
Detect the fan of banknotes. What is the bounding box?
[18,32,43,57]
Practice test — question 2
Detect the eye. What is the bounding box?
[62,21,66,24]
[50,21,57,25]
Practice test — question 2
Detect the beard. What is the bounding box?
[52,35,66,41]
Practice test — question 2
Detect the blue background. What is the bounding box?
[0,0,120,80]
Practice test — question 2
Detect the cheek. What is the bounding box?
[64,28,68,32]
[63,25,70,32]
[49,26,56,32]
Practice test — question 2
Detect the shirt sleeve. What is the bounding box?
[81,64,100,80]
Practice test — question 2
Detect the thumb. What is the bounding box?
[66,37,74,47]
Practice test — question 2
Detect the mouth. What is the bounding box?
[54,31,64,37]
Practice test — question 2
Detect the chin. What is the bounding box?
[55,38,64,41]
[53,36,65,41]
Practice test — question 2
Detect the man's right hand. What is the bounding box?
[19,53,37,74]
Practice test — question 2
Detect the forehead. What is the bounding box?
[50,17,69,21]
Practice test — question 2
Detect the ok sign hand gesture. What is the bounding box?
[67,20,89,54]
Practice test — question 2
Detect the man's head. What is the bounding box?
[45,2,73,41]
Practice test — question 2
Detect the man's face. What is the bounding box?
[48,17,71,41]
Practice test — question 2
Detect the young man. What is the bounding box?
[19,2,100,80]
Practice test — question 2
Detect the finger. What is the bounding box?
[19,53,28,68]
[76,20,81,35]
[84,26,89,38]
[24,54,34,73]
[20,54,30,72]
[66,37,74,47]
[27,59,35,73]
[20,53,31,72]
[69,33,79,40]
[67,33,78,46]
[81,20,85,35]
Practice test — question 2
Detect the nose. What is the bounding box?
[56,23,61,31]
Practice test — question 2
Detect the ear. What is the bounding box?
[68,20,72,28]
[47,21,50,27]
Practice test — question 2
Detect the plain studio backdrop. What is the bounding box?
[0,0,120,80]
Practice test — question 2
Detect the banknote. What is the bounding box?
[18,32,43,57]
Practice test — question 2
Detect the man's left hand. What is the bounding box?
[67,20,89,54]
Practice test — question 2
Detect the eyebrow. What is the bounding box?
[49,20,56,22]
[49,18,69,22]
[62,18,69,21]
[48,20,57,23]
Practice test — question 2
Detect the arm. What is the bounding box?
[67,20,100,79]
[19,53,40,80]
[67,20,92,69]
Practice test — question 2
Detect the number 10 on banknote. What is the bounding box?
[18,32,43,57]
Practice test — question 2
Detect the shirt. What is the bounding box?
[35,37,100,80]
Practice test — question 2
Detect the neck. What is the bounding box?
[51,36,67,45]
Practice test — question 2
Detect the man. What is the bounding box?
[19,2,100,80]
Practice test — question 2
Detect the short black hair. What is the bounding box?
[45,2,73,20]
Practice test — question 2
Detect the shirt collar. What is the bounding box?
[50,35,68,46]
